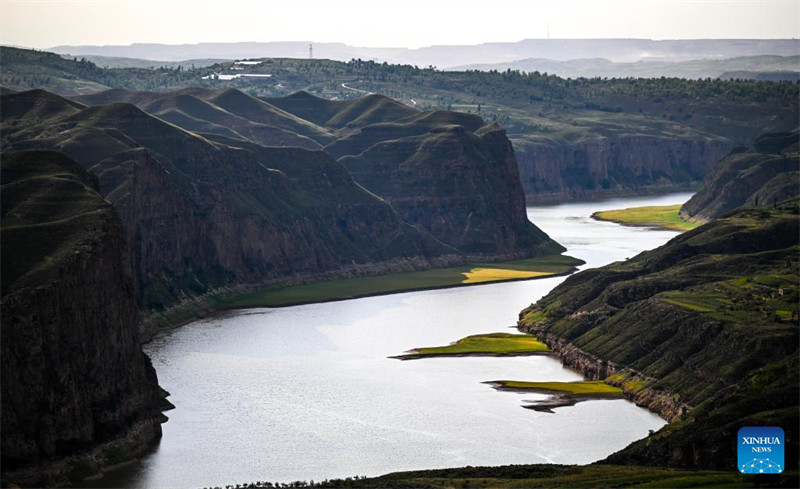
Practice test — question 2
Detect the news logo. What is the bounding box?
[738,427,784,474]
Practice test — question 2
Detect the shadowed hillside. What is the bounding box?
[681,129,800,221]
[77,87,334,148]
[1,90,467,311]
[518,201,799,470]
[2,88,559,313]
[265,91,419,130]
[1,150,164,486]
[341,123,552,254]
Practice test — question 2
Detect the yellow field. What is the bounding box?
[461,268,553,284]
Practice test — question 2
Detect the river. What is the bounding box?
[98,192,693,488]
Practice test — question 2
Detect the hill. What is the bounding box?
[681,130,799,221]
[1,90,450,310]
[340,123,552,254]
[77,88,333,149]
[3,47,798,202]
[69,87,554,258]
[1,88,558,313]
[518,201,799,470]
[1,150,164,486]
[266,91,418,130]
[454,55,800,80]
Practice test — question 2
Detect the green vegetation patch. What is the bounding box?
[393,333,550,360]
[659,273,799,324]
[490,380,623,395]
[210,253,581,309]
[592,204,700,232]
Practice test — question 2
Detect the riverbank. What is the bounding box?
[139,252,583,341]
[591,204,699,231]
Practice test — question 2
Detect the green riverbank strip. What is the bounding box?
[209,253,582,309]
[392,333,551,360]
[489,380,623,395]
[592,204,700,232]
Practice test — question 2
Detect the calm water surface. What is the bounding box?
[106,193,692,488]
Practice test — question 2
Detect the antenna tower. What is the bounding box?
[309,43,313,59]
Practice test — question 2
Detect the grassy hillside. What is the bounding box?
[76,88,332,149]
[0,150,110,293]
[681,130,800,221]
[519,201,799,470]
[266,91,419,130]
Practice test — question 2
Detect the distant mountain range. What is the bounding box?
[48,39,800,69]
[3,46,798,204]
[455,55,800,80]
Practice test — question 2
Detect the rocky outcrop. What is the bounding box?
[2,92,461,310]
[520,324,691,423]
[680,130,799,221]
[1,150,164,486]
[514,135,733,203]
[518,202,799,469]
[340,123,557,255]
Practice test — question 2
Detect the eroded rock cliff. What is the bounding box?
[2,89,562,311]
[340,123,556,255]
[1,150,163,486]
[515,135,733,203]
[1,91,459,310]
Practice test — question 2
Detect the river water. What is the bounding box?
[102,193,693,488]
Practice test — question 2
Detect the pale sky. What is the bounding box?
[1,0,798,49]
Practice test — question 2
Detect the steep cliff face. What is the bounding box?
[1,150,163,485]
[340,123,557,255]
[2,90,458,310]
[681,130,799,221]
[514,135,733,203]
[518,203,799,470]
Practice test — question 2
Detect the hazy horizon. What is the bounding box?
[6,37,799,53]
[2,0,798,51]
